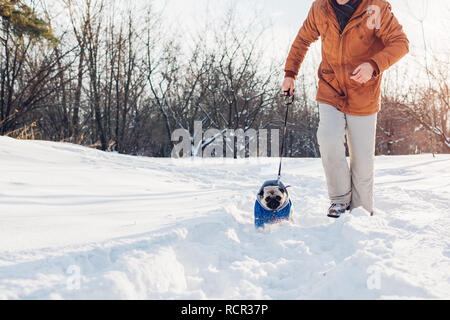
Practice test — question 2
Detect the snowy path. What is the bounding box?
[0,137,449,299]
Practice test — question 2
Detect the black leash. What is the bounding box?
[277,90,294,181]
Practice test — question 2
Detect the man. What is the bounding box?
[282,0,409,218]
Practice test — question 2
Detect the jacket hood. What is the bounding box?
[256,180,291,212]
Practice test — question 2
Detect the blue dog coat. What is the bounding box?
[254,180,292,229]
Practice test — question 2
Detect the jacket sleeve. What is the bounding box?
[284,2,320,79]
[369,2,409,76]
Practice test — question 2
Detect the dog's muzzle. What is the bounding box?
[265,197,282,210]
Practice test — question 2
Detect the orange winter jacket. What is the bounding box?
[285,0,409,115]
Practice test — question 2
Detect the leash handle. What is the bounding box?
[284,89,295,102]
[278,92,294,181]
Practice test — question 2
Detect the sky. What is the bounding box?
[41,0,449,88]
[148,0,449,62]
[43,0,449,59]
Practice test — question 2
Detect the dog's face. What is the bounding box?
[259,186,288,211]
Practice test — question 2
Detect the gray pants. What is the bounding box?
[317,103,377,214]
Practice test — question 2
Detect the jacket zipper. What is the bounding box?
[338,10,368,112]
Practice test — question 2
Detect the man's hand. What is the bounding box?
[282,77,295,96]
[350,62,374,84]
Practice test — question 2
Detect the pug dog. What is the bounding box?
[258,185,294,223]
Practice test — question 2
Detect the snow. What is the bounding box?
[0,136,449,300]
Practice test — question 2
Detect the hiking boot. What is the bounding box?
[327,203,351,219]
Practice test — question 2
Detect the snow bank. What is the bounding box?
[0,137,449,299]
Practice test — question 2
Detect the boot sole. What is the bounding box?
[327,213,344,219]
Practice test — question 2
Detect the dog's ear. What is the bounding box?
[279,185,292,193]
[258,190,264,197]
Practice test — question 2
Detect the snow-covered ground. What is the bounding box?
[0,136,449,300]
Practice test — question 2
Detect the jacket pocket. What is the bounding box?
[319,68,344,97]
[346,75,380,109]
[348,74,377,89]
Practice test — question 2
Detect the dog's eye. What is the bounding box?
[265,197,271,202]
[279,188,285,194]
[276,196,282,201]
